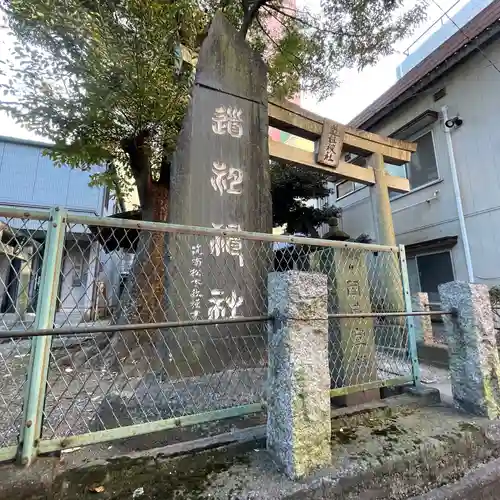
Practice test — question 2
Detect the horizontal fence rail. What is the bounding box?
[327,310,455,318]
[0,206,429,464]
[0,316,273,339]
[65,212,400,253]
[0,311,457,339]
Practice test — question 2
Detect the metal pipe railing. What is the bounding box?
[327,310,455,319]
[0,315,273,339]
[0,309,456,340]
[64,212,400,253]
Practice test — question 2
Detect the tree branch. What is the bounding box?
[240,0,270,38]
[158,153,171,187]
[0,100,23,106]
[255,15,303,73]
[265,3,365,39]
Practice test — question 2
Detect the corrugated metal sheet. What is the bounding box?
[0,138,106,215]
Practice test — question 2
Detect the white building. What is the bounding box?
[331,0,500,302]
[0,135,121,325]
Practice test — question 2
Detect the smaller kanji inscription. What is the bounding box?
[317,119,345,168]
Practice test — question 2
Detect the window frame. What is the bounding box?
[408,249,456,295]
[335,179,365,201]
[334,127,439,202]
[390,128,440,200]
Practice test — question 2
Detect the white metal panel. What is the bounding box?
[67,167,104,213]
[32,152,71,206]
[0,143,40,204]
[0,139,106,215]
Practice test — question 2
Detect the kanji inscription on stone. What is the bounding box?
[317,119,345,168]
[166,13,271,377]
[311,247,378,405]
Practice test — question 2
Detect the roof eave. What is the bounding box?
[357,24,500,131]
[350,0,500,131]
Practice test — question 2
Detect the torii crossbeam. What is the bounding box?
[268,98,414,193]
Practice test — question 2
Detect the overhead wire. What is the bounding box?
[403,0,463,56]
[429,0,500,76]
[351,0,500,125]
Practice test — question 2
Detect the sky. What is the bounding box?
[301,0,472,123]
[0,0,471,141]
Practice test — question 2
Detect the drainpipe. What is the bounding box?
[442,105,474,283]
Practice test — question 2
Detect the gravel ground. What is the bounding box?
[0,338,434,451]
[0,339,30,447]
[432,321,448,345]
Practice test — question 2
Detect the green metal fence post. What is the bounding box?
[19,207,67,465]
[398,244,421,386]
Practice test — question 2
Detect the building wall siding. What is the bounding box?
[0,137,111,318]
[338,39,500,285]
[0,138,106,215]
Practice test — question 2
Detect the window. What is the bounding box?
[388,131,438,198]
[385,163,407,178]
[336,131,438,200]
[335,180,363,199]
[408,132,439,189]
[407,251,454,302]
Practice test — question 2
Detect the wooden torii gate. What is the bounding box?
[180,43,416,245]
[266,98,415,405]
[267,98,416,245]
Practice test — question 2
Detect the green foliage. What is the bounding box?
[0,0,428,224]
[1,0,204,201]
[270,161,339,236]
[490,286,500,306]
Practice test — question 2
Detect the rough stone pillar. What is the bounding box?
[412,292,433,345]
[15,248,32,321]
[267,271,331,479]
[167,12,271,376]
[439,281,500,419]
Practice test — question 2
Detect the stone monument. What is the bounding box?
[165,13,272,376]
[439,281,500,419]
[311,220,378,404]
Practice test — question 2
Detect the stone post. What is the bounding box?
[167,13,271,376]
[267,271,331,479]
[412,292,433,345]
[311,247,378,405]
[15,247,32,322]
[439,281,500,419]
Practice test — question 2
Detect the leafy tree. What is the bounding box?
[0,0,427,223]
[0,0,427,367]
[270,162,339,236]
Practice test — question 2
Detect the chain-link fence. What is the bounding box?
[0,206,418,464]
[0,208,51,459]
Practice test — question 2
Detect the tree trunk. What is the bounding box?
[108,179,169,371]
[62,134,172,373]
[104,137,171,372]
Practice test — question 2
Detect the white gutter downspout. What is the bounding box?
[442,105,474,282]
